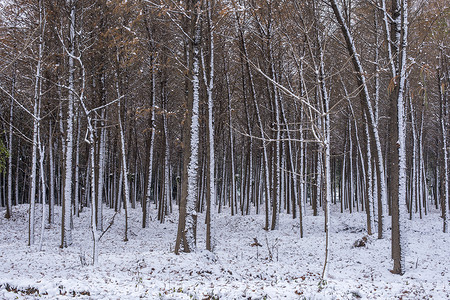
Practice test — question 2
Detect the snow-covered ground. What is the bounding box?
[0,204,449,299]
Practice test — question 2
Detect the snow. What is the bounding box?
[0,204,449,299]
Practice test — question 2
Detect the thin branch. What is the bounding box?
[98,212,119,241]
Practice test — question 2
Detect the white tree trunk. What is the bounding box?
[61,0,76,248]
[6,72,14,219]
[86,117,99,265]
[38,143,46,251]
[184,17,202,252]
[97,117,106,231]
[118,103,131,242]
[442,119,449,233]
[270,49,280,230]
[74,114,80,217]
[15,140,20,206]
[365,119,375,233]
[202,2,216,251]
[163,111,170,221]
[227,77,236,216]
[144,67,156,227]
[49,122,55,224]
[392,0,409,274]
[319,47,331,281]
[29,0,44,246]
[437,44,449,233]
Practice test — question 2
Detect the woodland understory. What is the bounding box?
[0,0,449,290]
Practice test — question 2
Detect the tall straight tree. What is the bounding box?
[388,0,409,275]
[5,65,15,219]
[61,0,76,248]
[175,0,202,254]
[438,45,449,233]
[315,23,331,281]
[202,0,216,251]
[29,0,45,246]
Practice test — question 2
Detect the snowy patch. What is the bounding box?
[0,205,449,299]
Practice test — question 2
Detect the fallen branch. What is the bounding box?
[99,212,118,241]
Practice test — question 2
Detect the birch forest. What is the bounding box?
[0,0,449,298]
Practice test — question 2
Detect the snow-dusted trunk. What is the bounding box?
[365,117,375,234]
[97,115,106,231]
[280,92,298,224]
[70,34,100,263]
[353,115,371,226]
[341,136,347,213]
[57,97,64,207]
[418,115,427,215]
[15,142,20,205]
[372,10,381,225]
[219,151,226,214]
[409,95,419,219]
[118,102,130,242]
[322,112,331,281]
[391,0,409,275]
[144,59,156,228]
[349,120,354,213]
[163,105,170,222]
[175,1,202,253]
[319,46,331,281]
[74,113,80,217]
[240,55,254,216]
[158,79,169,223]
[314,144,322,215]
[373,8,380,125]
[90,136,99,264]
[299,123,305,237]
[6,71,15,219]
[441,113,449,233]
[38,142,46,251]
[227,71,236,217]
[28,83,39,233]
[113,48,131,242]
[205,68,215,249]
[83,111,99,264]
[116,164,123,213]
[29,0,44,246]
[202,1,216,251]
[438,46,449,233]
[184,11,201,252]
[269,44,280,231]
[61,0,76,248]
[49,122,55,224]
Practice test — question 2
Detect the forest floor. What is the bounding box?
[0,203,449,299]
